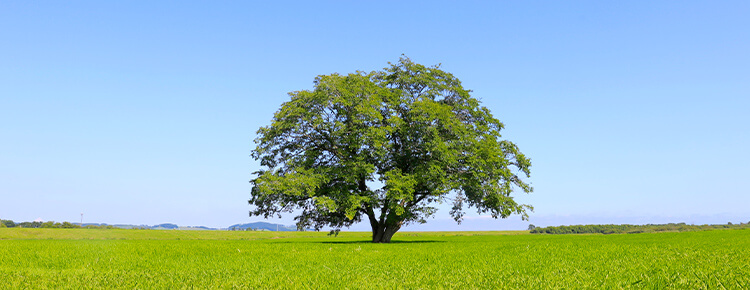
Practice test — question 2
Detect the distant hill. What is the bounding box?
[177,226,216,231]
[228,222,298,231]
[152,223,179,230]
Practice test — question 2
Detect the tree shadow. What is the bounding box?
[272,239,445,244]
[318,240,445,244]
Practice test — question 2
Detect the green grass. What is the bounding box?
[1,228,748,288]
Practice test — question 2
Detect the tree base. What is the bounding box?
[371,224,400,243]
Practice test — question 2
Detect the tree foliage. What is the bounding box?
[0,220,91,229]
[250,57,533,242]
[1,220,16,228]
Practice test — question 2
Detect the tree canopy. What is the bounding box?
[250,57,532,243]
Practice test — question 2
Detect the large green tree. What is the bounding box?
[251,57,532,243]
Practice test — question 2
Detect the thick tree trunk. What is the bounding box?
[372,225,385,243]
[370,221,402,243]
[365,205,402,243]
[380,225,400,243]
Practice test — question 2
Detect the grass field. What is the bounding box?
[1,228,748,288]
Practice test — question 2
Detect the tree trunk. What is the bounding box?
[380,225,400,243]
[365,206,402,243]
[370,221,402,243]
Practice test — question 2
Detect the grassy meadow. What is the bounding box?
[1,228,748,288]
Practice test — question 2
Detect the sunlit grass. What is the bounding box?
[1,228,747,288]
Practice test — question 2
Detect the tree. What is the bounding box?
[18,221,41,228]
[60,221,80,229]
[250,57,533,243]
[528,224,536,231]
[2,220,16,228]
[41,221,57,228]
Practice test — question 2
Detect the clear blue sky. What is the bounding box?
[1,1,748,230]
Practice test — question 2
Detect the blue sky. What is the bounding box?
[1,1,748,230]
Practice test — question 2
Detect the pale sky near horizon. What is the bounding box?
[1,1,748,230]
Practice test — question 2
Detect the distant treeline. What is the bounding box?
[530,222,750,235]
[229,227,261,231]
[0,220,116,229]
